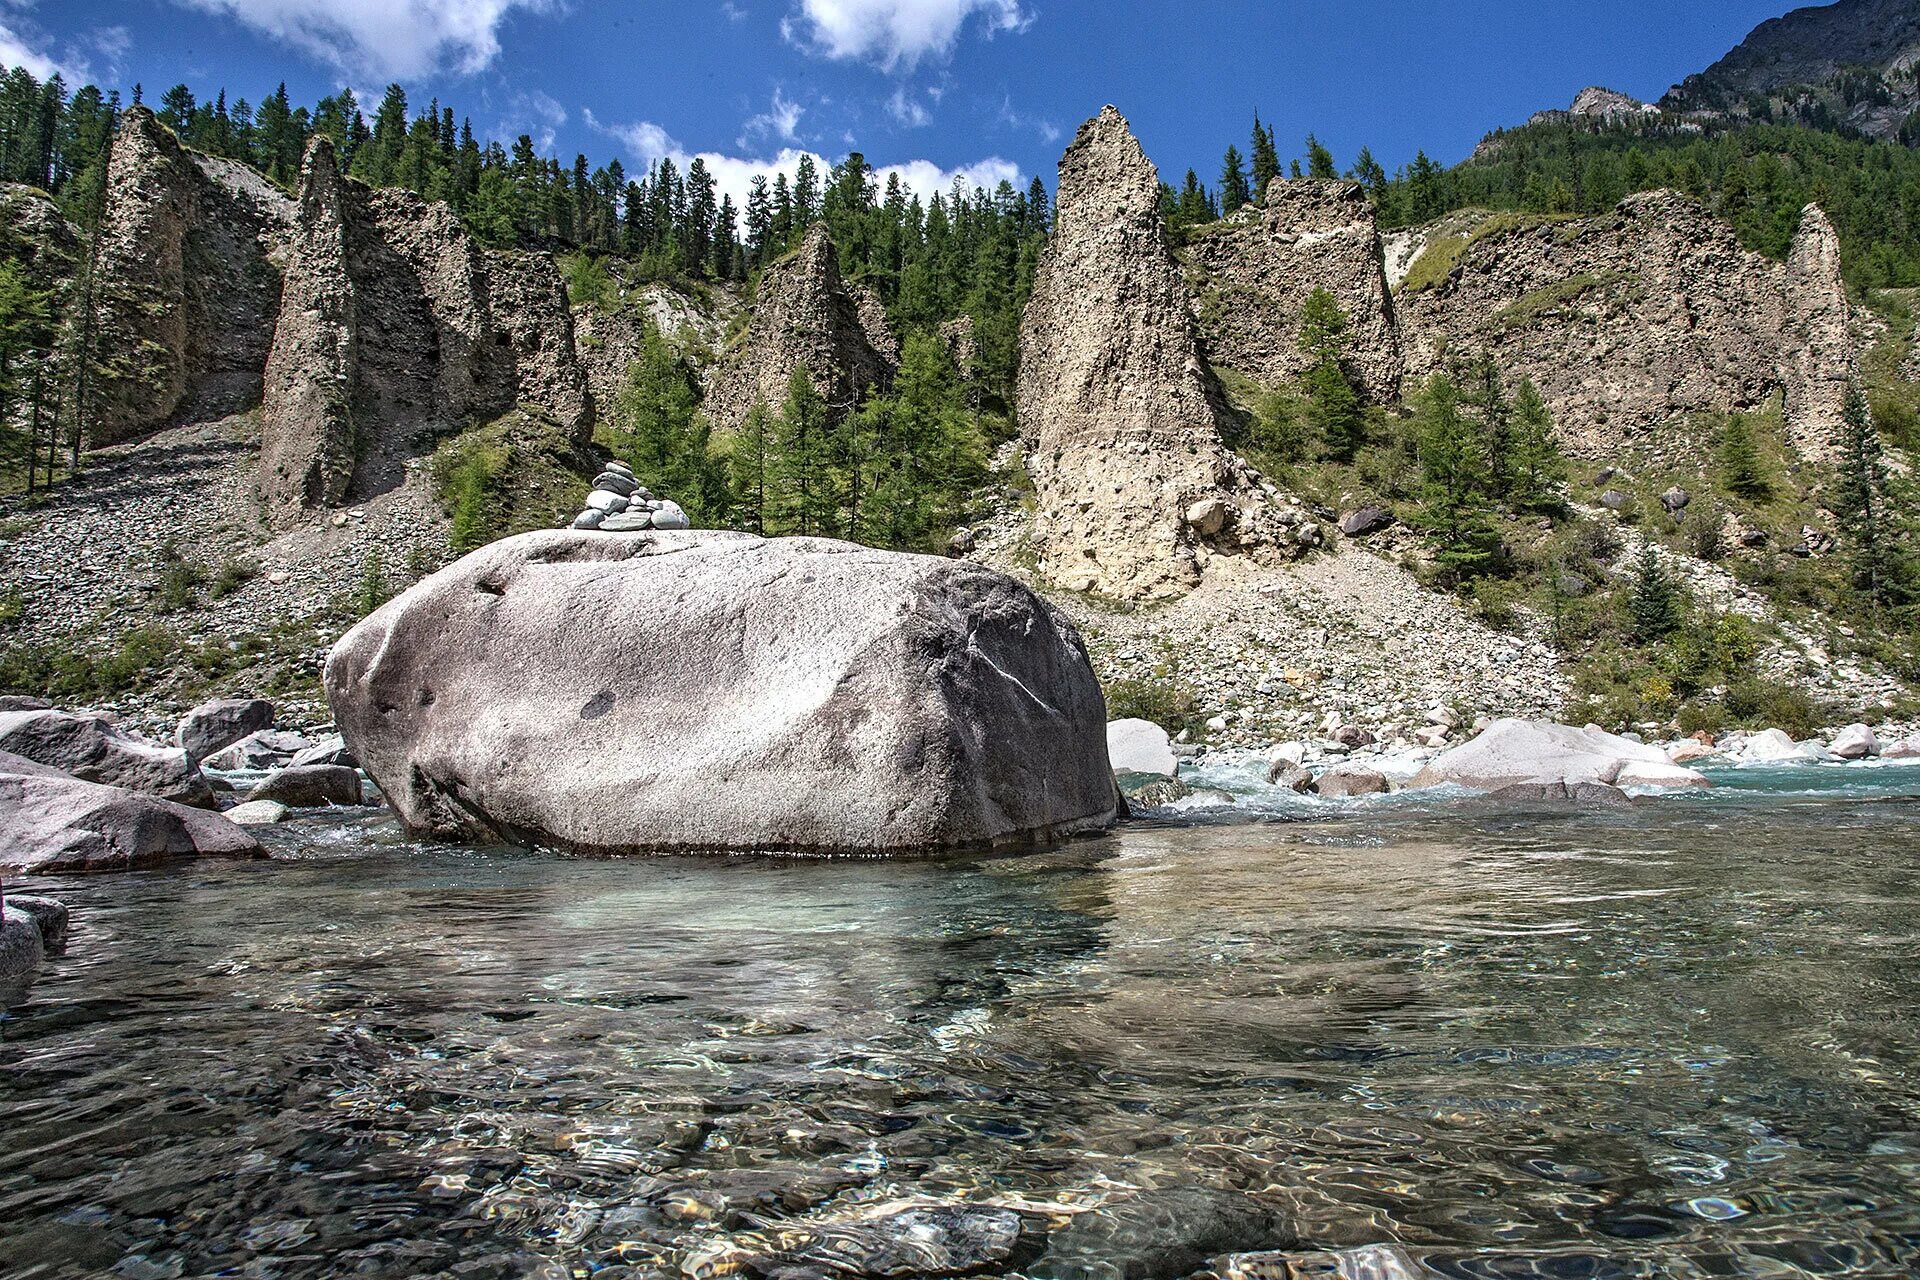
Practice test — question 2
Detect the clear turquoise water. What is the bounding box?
[2,763,1918,1279]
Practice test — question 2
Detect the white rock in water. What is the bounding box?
[585,490,629,514]
[325,531,1118,855]
[1828,723,1879,760]
[1107,718,1176,777]
[1410,718,1707,792]
[1726,728,1817,763]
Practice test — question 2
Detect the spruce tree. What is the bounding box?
[772,365,833,537]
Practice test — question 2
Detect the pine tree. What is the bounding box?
[1297,289,1363,461]
[771,365,832,537]
[1250,114,1280,203]
[1628,543,1683,641]
[1415,373,1501,580]
[1507,377,1564,509]
[1219,145,1252,215]
[1719,414,1769,498]
[1831,384,1903,613]
[1305,133,1337,179]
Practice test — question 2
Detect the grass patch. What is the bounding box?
[1400,210,1582,294]
[432,408,597,554]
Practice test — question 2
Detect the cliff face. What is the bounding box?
[260,137,592,528]
[89,108,294,447]
[1389,193,1852,458]
[1016,107,1293,601]
[1184,178,1402,403]
[704,223,895,437]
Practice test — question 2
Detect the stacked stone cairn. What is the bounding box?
[568,461,691,532]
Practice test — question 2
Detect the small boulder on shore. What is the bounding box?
[1410,718,1707,793]
[0,709,214,808]
[326,530,1118,855]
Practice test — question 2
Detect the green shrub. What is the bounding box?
[1724,677,1822,739]
[1104,674,1205,739]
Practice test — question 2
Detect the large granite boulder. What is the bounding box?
[1410,718,1707,792]
[0,750,263,873]
[0,709,214,807]
[326,531,1120,855]
[176,697,276,764]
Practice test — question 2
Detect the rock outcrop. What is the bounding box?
[1184,178,1402,402]
[89,107,295,447]
[326,530,1119,855]
[0,749,262,873]
[259,136,593,528]
[1527,86,1659,128]
[1781,204,1855,462]
[704,223,896,438]
[1392,193,1853,457]
[1017,106,1290,601]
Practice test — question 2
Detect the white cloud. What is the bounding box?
[782,0,1032,71]
[0,19,61,79]
[0,10,82,81]
[886,86,930,127]
[997,94,1059,143]
[499,88,567,151]
[740,87,804,145]
[585,108,1018,210]
[173,0,560,80]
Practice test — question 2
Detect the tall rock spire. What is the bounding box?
[1782,203,1855,463]
[1016,106,1282,600]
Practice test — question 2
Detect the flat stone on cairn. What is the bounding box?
[566,462,690,533]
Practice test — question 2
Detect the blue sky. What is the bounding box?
[4,0,1797,204]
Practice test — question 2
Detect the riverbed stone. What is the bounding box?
[0,906,43,979]
[326,530,1119,854]
[0,749,264,873]
[6,893,68,949]
[0,708,214,808]
[1108,719,1177,777]
[1312,766,1389,798]
[248,765,363,808]
[224,799,292,825]
[288,735,358,770]
[1117,770,1192,808]
[1265,759,1312,791]
[176,697,275,764]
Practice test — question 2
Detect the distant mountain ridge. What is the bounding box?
[1661,0,1920,141]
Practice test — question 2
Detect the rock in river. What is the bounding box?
[175,697,275,764]
[0,709,214,808]
[1411,718,1707,792]
[325,530,1120,855]
[247,765,364,809]
[0,749,263,873]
